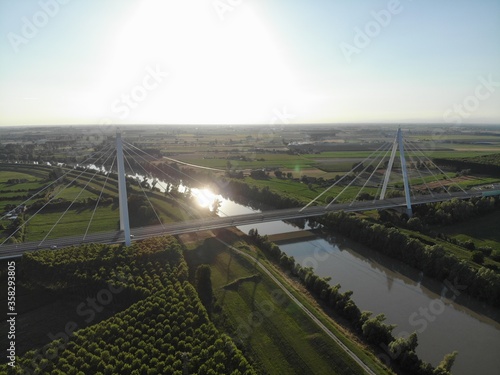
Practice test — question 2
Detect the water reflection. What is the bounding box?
[279,237,500,375]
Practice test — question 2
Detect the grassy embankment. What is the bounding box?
[181,229,391,375]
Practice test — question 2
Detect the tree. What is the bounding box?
[388,332,418,357]
[471,251,484,264]
[211,199,221,215]
[250,169,267,179]
[352,162,364,173]
[361,314,395,345]
[435,351,458,374]
[195,265,213,313]
[407,217,424,231]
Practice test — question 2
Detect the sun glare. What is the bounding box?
[96,0,301,124]
[191,188,218,209]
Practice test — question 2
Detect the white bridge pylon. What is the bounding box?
[116,132,131,246]
[380,128,412,217]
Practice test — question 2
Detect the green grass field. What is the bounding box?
[438,210,500,252]
[243,176,382,204]
[0,171,39,183]
[51,185,99,200]
[25,206,120,241]
[184,234,389,375]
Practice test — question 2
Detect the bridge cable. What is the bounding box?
[405,139,468,195]
[123,142,232,218]
[326,142,391,208]
[38,147,116,245]
[0,144,114,221]
[123,141,221,193]
[402,143,435,197]
[300,142,390,211]
[122,144,213,220]
[1,144,115,246]
[83,155,117,241]
[404,139,469,195]
[123,140,225,172]
[350,142,393,206]
[122,143,204,218]
[402,140,452,195]
[123,148,166,229]
[332,142,391,207]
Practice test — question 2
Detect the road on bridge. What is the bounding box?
[0,191,484,260]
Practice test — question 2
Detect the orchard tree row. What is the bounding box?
[2,236,256,375]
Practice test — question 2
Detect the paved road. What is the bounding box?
[0,191,485,259]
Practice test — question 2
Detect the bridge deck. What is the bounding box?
[0,191,487,259]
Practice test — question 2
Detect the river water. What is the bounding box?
[279,237,500,375]
[192,186,500,375]
[93,169,500,374]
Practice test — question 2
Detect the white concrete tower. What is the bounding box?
[116,131,131,246]
[397,128,412,217]
[380,128,412,217]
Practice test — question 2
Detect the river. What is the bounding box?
[279,237,500,375]
[93,169,500,374]
[189,185,500,375]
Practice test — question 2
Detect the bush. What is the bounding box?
[490,250,500,262]
[471,251,485,264]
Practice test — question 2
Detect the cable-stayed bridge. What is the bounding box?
[0,190,488,260]
[1,129,497,259]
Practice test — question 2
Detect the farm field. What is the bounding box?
[2,125,500,245]
[25,206,120,241]
[0,162,208,243]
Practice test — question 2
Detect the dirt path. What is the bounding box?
[217,237,379,375]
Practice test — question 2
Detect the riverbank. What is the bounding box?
[276,232,500,375]
[267,229,319,244]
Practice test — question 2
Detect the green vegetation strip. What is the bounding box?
[185,234,389,375]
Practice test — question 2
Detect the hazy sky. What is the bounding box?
[1,0,499,126]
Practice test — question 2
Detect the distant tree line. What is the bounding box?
[434,153,500,176]
[314,211,500,307]
[413,196,497,225]
[405,197,500,266]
